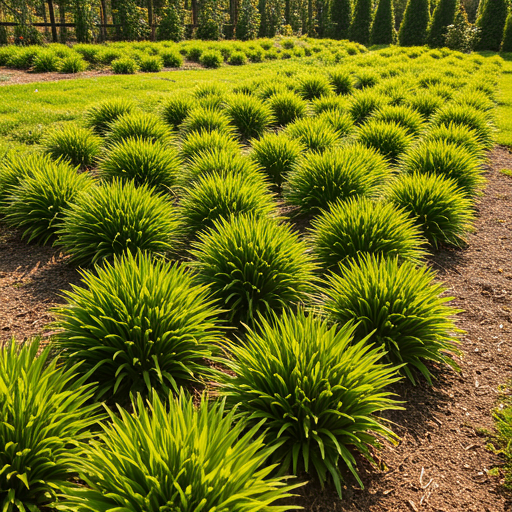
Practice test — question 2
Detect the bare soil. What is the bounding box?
[1,147,512,511]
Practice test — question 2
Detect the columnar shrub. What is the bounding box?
[445,4,480,52]
[398,0,431,46]
[310,196,425,269]
[0,340,101,512]
[221,310,401,496]
[85,98,135,136]
[426,0,457,47]
[106,112,171,144]
[371,0,395,45]
[224,94,274,139]
[180,130,241,161]
[157,0,185,42]
[54,252,222,401]
[236,0,261,39]
[285,117,339,152]
[501,10,512,52]
[321,254,461,383]
[190,215,317,325]
[475,0,508,51]
[386,172,475,247]
[331,0,353,39]
[266,91,308,126]
[283,144,391,214]
[197,0,225,40]
[57,179,181,266]
[349,0,373,45]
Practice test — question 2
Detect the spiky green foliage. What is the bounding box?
[349,89,387,125]
[386,172,475,248]
[426,0,457,47]
[283,144,391,214]
[60,54,88,73]
[318,110,355,138]
[161,94,194,130]
[431,103,494,149]
[139,55,163,72]
[0,340,101,512]
[328,68,354,96]
[190,215,316,326]
[371,0,395,45]
[372,105,424,135]
[180,107,233,136]
[502,11,512,51]
[221,310,401,497]
[296,74,334,100]
[331,0,353,39]
[180,130,241,163]
[407,92,444,119]
[85,98,135,136]
[423,122,485,157]
[310,196,425,269]
[3,159,94,245]
[476,0,508,51]
[349,0,372,45]
[321,254,461,383]
[32,49,60,72]
[57,179,181,267]
[106,112,171,144]
[266,91,308,126]
[224,94,274,140]
[398,0,431,46]
[54,252,222,401]
[356,120,413,164]
[179,173,277,238]
[111,57,138,74]
[44,125,101,169]
[200,50,223,69]
[399,140,484,197]
[454,88,494,112]
[285,118,339,153]
[58,392,301,512]
[99,138,182,192]
[311,95,347,115]
[250,131,303,188]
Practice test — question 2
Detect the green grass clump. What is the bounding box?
[54,251,222,401]
[138,55,163,72]
[329,68,354,95]
[266,91,308,127]
[32,49,60,72]
[59,54,88,73]
[371,105,425,135]
[161,94,194,130]
[310,196,425,269]
[199,50,223,68]
[106,112,171,144]
[224,94,274,140]
[59,392,301,511]
[250,131,303,188]
[321,254,461,384]
[422,122,485,157]
[318,110,355,137]
[160,50,183,67]
[220,310,401,497]
[407,92,444,118]
[356,120,413,164]
[179,173,277,239]
[349,89,388,124]
[180,107,233,136]
[297,74,334,100]
[44,125,101,169]
[311,95,347,115]
[85,98,135,136]
[454,88,494,112]
[283,144,391,214]
[180,130,241,162]
[57,179,181,267]
[3,159,94,245]
[399,140,484,197]
[285,117,339,153]
[111,57,138,74]
[99,138,182,192]
[190,214,317,326]
[386,172,475,248]
[0,340,101,512]
[228,51,248,65]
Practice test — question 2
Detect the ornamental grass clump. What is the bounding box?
[224,94,274,140]
[321,254,461,384]
[58,392,301,512]
[85,98,135,136]
[57,179,181,267]
[285,117,339,153]
[190,214,317,326]
[180,107,233,136]
[454,88,494,112]
[407,92,444,119]
[3,159,94,245]
[266,91,308,126]
[371,104,425,135]
[180,130,241,162]
[422,122,485,157]
[53,251,222,401]
[296,74,334,100]
[138,55,163,72]
[32,49,60,72]
[161,94,194,130]
[106,112,171,144]
[283,144,391,214]
[356,120,413,164]
[111,57,138,74]
[310,196,425,269]
[221,310,401,496]
[399,140,484,197]
[349,89,388,125]
[329,68,354,95]
[386,172,475,248]
[99,138,181,192]
[44,125,101,169]
[318,110,355,137]
[0,340,102,512]
[179,173,277,239]
[250,131,304,188]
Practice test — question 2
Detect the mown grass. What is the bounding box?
[495,53,512,147]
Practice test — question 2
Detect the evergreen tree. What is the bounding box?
[349,0,372,44]
[426,0,457,47]
[445,3,479,51]
[398,0,430,45]
[475,0,508,51]
[501,8,512,51]
[331,0,352,38]
[197,0,226,39]
[236,0,261,39]
[371,0,395,44]
[157,0,186,41]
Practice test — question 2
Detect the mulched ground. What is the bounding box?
[0,147,511,511]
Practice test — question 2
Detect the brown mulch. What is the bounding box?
[0,147,512,510]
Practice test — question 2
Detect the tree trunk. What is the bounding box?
[59,1,67,42]
[191,0,198,25]
[148,0,155,40]
[285,0,290,24]
[47,0,58,41]
[99,0,107,41]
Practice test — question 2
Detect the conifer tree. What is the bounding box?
[349,0,372,44]
[236,0,261,39]
[371,0,395,45]
[398,0,430,46]
[475,0,508,51]
[501,9,512,51]
[427,0,457,47]
[331,0,353,39]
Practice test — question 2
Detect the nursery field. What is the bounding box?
[0,42,511,512]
